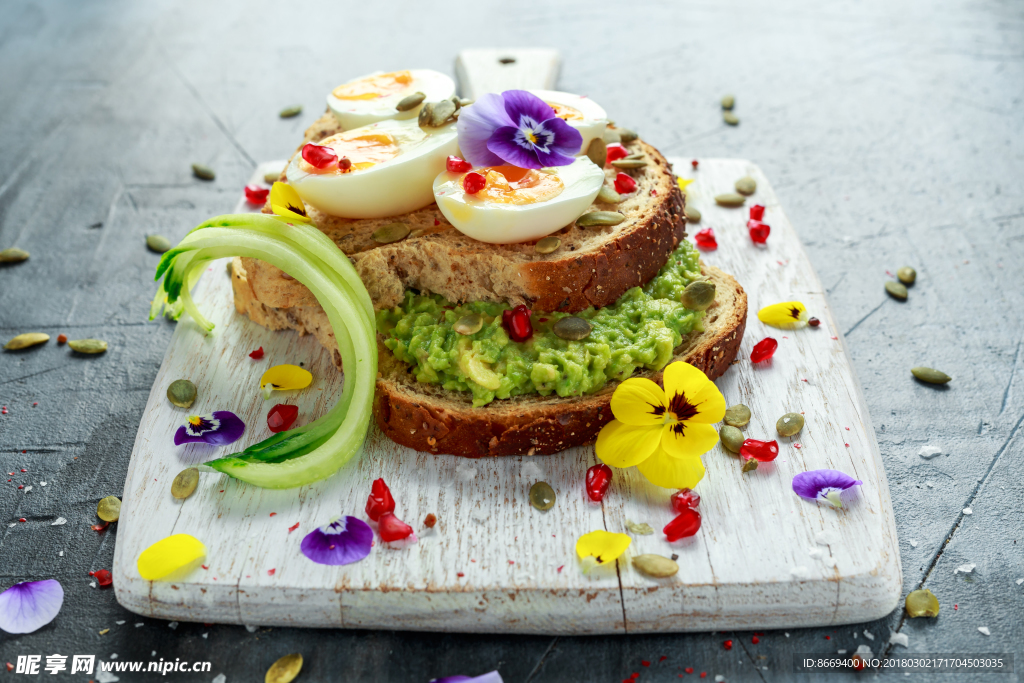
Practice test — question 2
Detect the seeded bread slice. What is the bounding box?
[230,258,747,458]
[241,113,685,314]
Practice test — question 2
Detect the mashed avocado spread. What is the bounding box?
[376,241,706,407]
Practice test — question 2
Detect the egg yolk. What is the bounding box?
[469,166,564,205]
[546,102,584,121]
[302,131,403,174]
[333,71,414,100]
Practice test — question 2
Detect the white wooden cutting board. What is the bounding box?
[112,51,901,633]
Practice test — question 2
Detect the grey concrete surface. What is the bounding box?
[1,0,1022,680]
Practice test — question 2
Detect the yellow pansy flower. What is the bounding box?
[595,361,725,489]
[260,364,313,399]
[757,301,807,328]
[269,182,311,223]
[576,530,631,574]
[137,534,206,581]
[677,177,695,193]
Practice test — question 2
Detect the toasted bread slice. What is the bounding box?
[241,113,685,314]
[231,259,747,457]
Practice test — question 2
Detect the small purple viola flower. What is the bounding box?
[457,90,582,170]
[429,672,503,683]
[174,411,245,446]
[793,469,863,508]
[0,580,64,634]
[300,516,373,566]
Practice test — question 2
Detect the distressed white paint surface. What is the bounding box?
[111,157,902,633]
[455,48,559,100]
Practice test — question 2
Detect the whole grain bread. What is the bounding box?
[243,113,685,314]
[231,258,747,457]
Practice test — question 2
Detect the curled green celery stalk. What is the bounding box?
[152,216,376,489]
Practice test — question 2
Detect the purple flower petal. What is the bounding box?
[429,672,503,683]
[174,410,245,446]
[500,89,557,127]
[486,126,546,169]
[456,93,514,167]
[792,469,863,508]
[300,516,373,565]
[0,580,64,634]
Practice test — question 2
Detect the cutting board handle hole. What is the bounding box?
[498,56,517,65]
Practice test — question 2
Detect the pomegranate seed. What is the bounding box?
[301,143,337,169]
[691,160,699,169]
[585,464,613,502]
[18,518,26,523]
[94,569,112,588]
[740,439,779,462]
[749,204,765,221]
[750,337,778,363]
[463,171,486,194]
[365,478,396,521]
[57,334,67,344]
[614,172,637,194]
[670,488,700,512]
[502,305,533,342]
[642,660,651,667]
[446,155,472,173]
[752,636,760,644]
[693,227,717,250]
[606,143,628,164]
[249,347,264,359]
[267,404,299,433]
[723,639,733,650]
[808,317,821,327]
[267,568,276,576]
[685,668,694,674]
[244,185,269,204]
[378,512,413,542]
[456,572,465,577]
[288,522,300,533]
[748,219,770,244]
[664,507,701,541]
[338,157,352,171]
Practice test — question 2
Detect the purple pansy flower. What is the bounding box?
[429,672,503,683]
[300,516,373,565]
[0,580,64,634]
[457,90,582,170]
[173,411,245,446]
[792,469,863,508]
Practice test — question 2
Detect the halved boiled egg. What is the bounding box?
[432,157,605,244]
[327,69,455,129]
[530,90,608,156]
[286,118,458,219]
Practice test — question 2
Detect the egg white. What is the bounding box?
[286,118,459,219]
[432,157,605,244]
[530,90,608,156]
[327,69,455,129]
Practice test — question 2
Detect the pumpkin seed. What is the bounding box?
[450,96,462,110]
[68,339,108,354]
[278,105,303,118]
[723,112,740,126]
[4,333,49,350]
[597,185,622,203]
[735,176,757,195]
[529,481,555,511]
[171,467,199,500]
[912,366,951,385]
[681,281,716,311]
[721,95,735,110]
[633,554,679,578]
[264,170,281,183]
[146,235,172,253]
[266,653,303,683]
[724,404,751,428]
[720,425,744,453]
[577,211,624,227]
[191,163,215,180]
[167,379,197,408]
[535,236,561,254]
[715,193,746,207]
[905,588,940,618]
[417,102,434,127]
[458,98,473,107]
[553,316,592,341]
[683,206,701,223]
[741,457,759,473]
[625,519,654,535]
[408,229,425,239]
[396,91,426,112]
[602,128,621,144]
[429,99,456,127]
[611,158,647,169]
[776,412,805,437]
[897,266,917,285]
[371,222,410,244]
[618,127,638,143]
[885,281,908,300]
[0,248,29,263]
[586,138,607,167]
[454,314,483,336]
[97,496,121,522]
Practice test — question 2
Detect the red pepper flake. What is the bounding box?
[659,656,667,662]
[269,512,277,517]
[691,160,699,169]
[6,663,13,672]
[630,674,639,680]
[18,518,26,523]
[752,635,760,643]
[954,604,958,610]
[845,443,850,447]
[219,490,224,493]
[91,522,109,533]
[557,565,564,573]
[825,635,831,640]
[95,569,113,587]
[20,468,26,472]
[723,639,733,650]
[288,522,300,533]
[17,485,23,490]
[434,218,440,226]
[650,189,657,196]
[685,668,694,674]
[456,572,465,577]
[32,402,38,407]
[202,565,209,570]
[642,660,651,667]
[267,568,276,576]
[508,560,515,565]
[249,347,264,359]
[88,571,95,576]
[700,673,707,679]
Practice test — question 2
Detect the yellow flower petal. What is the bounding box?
[662,362,726,424]
[269,182,311,223]
[595,420,662,469]
[677,177,695,192]
[757,301,807,328]
[636,449,706,489]
[660,421,720,459]
[610,377,667,426]
[137,534,206,581]
[576,530,631,566]
[260,364,313,398]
